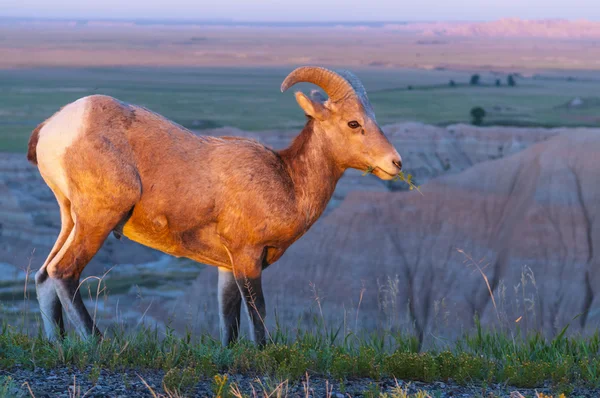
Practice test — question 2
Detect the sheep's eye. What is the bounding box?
[348,121,360,129]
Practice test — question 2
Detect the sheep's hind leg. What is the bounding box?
[38,131,141,339]
[36,273,65,340]
[54,277,102,338]
[35,189,73,340]
[47,210,131,338]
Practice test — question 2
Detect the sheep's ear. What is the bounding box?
[295,91,328,120]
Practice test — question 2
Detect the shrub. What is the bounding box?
[382,352,439,383]
[470,106,486,125]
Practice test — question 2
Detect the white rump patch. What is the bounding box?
[36,96,90,196]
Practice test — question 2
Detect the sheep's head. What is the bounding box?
[281,66,402,180]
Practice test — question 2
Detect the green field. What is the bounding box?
[2,67,600,152]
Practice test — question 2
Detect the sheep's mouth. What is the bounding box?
[371,166,398,181]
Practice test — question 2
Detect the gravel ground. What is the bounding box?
[1,367,598,397]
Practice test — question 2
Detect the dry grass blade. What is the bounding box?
[457,248,500,322]
[135,298,155,330]
[325,380,333,398]
[310,281,328,335]
[254,377,289,398]
[355,283,366,332]
[74,266,115,334]
[302,372,310,398]
[137,373,159,398]
[230,383,245,398]
[22,381,35,398]
[20,249,35,334]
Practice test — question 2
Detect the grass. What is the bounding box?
[1,318,600,396]
[2,67,600,152]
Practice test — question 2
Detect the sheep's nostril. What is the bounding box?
[393,159,402,171]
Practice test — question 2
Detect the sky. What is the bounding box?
[1,0,599,22]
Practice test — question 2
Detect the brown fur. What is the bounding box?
[27,121,45,165]
[39,95,343,279]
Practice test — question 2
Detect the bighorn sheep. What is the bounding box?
[27,66,402,345]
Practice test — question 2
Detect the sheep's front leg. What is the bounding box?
[236,272,266,346]
[218,267,242,346]
[224,247,267,346]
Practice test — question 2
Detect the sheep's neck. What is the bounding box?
[278,120,344,225]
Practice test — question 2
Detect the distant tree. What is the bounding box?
[470,106,486,126]
[507,74,516,87]
[495,79,501,87]
[449,80,456,87]
[407,85,413,91]
[470,74,480,85]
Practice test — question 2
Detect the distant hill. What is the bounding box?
[1,18,599,69]
[4,17,600,39]
[418,18,600,39]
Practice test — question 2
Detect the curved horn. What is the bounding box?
[336,70,375,118]
[336,70,368,102]
[280,66,355,103]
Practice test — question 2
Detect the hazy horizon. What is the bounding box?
[2,16,600,23]
[2,0,599,22]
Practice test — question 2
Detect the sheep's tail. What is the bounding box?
[27,122,45,165]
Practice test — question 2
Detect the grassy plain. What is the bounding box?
[2,67,600,152]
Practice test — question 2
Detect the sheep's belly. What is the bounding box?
[123,215,231,268]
